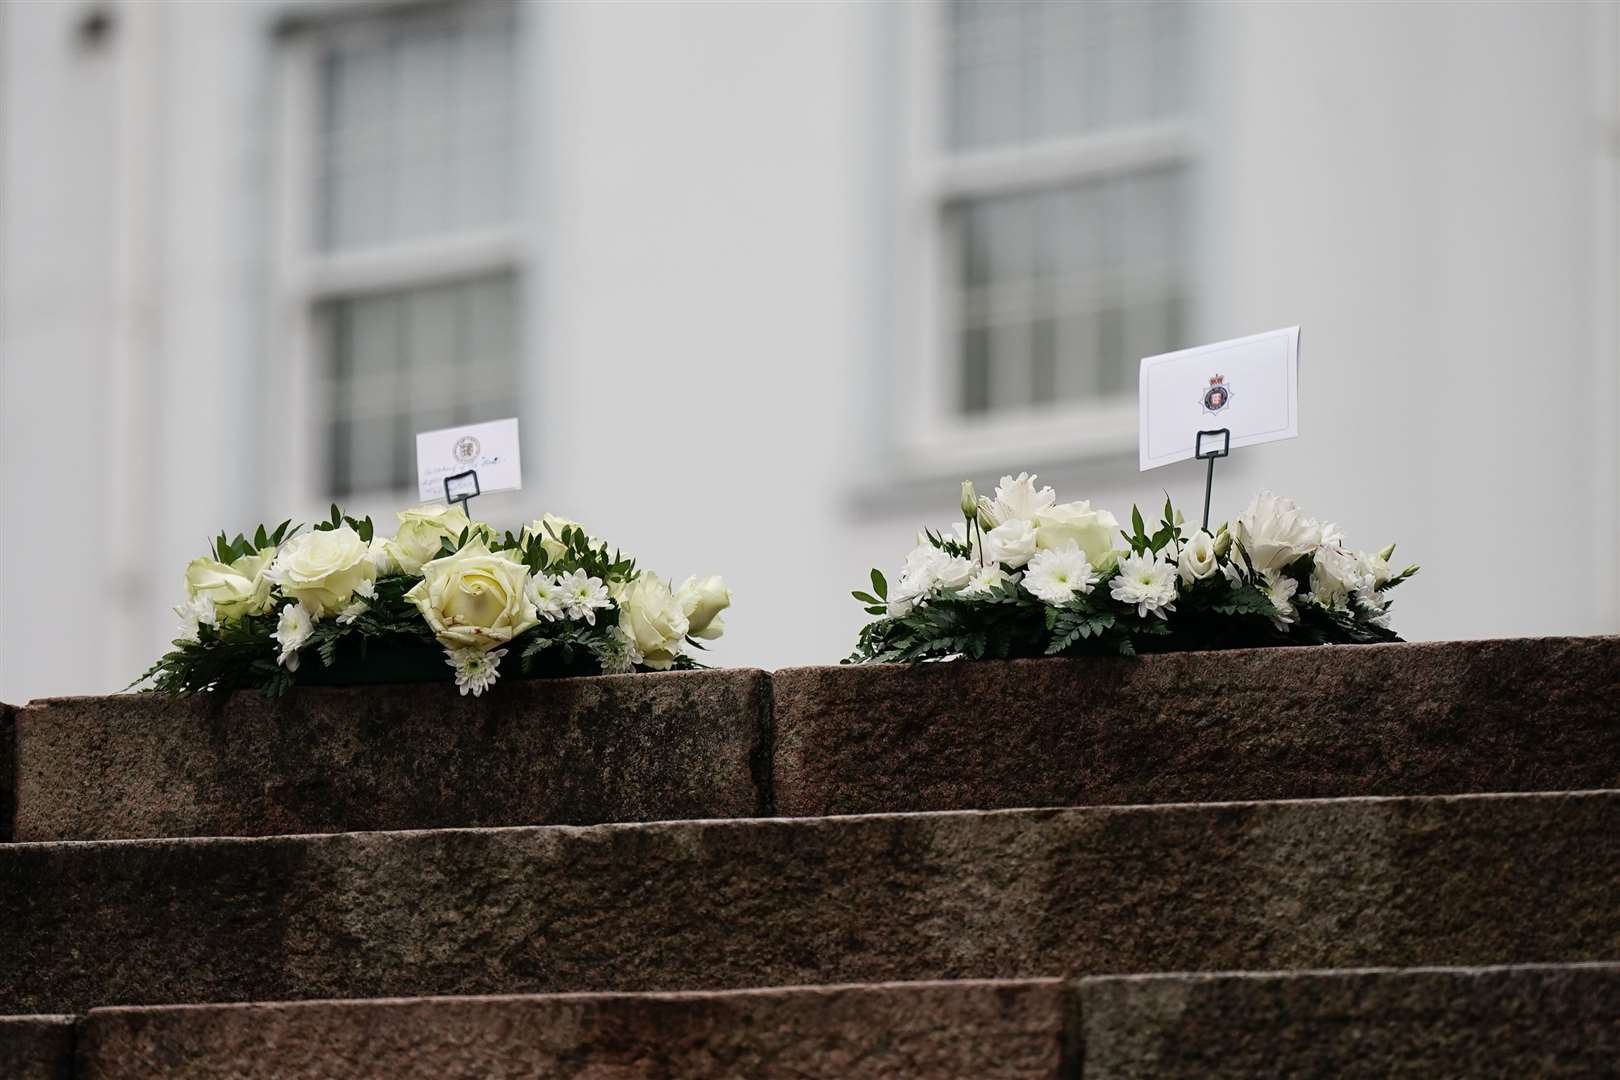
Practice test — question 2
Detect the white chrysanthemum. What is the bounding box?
[1176,529,1219,585]
[446,646,507,697]
[1023,543,1098,606]
[982,518,1038,569]
[336,598,368,625]
[961,564,1017,597]
[599,626,642,674]
[175,593,217,641]
[528,574,568,621]
[557,569,613,625]
[1355,582,1392,627]
[889,541,969,612]
[1308,546,1368,610]
[274,602,315,671]
[977,472,1056,528]
[1261,568,1300,630]
[1109,550,1179,619]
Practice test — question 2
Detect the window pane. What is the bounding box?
[947,0,1188,151]
[318,3,518,252]
[949,167,1189,414]
[322,272,520,498]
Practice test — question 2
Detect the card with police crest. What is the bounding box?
[1138,326,1300,471]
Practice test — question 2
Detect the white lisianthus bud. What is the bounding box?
[1213,529,1233,558]
[266,525,377,618]
[404,540,539,651]
[185,548,276,621]
[676,574,731,640]
[960,481,978,520]
[1377,542,1397,563]
[1176,530,1219,585]
[617,573,690,670]
[384,504,473,576]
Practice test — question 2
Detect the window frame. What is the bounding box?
[266,0,526,517]
[892,0,1196,476]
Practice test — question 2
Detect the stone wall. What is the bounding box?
[8,637,1618,841]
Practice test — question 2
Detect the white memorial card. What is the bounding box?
[1138,326,1300,471]
[416,418,523,502]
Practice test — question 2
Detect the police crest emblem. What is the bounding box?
[1201,373,1232,414]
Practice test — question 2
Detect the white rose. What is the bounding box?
[266,526,376,617]
[676,574,731,640]
[617,573,690,670]
[384,504,474,576]
[185,548,276,621]
[1233,492,1323,574]
[405,540,539,651]
[982,518,1038,569]
[1176,529,1219,585]
[1034,500,1120,566]
[932,555,976,591]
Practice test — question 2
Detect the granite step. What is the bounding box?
[773,635,1620,816]
[9,668,771,842]
[13,963,1619,1078]
[0,1014,74,1080]
[10,637,1618,842]
[75,980,1074,1080]
[5,790,1617,1014]
[1079,962,1620,1078]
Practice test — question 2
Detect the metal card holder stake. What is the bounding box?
[444,469,481,518]
[1195,428,1230,531]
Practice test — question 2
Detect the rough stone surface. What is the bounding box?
[0,1015,75,1080]
[1,702,14,842]
[14,669,770,841]
[5,790,1617,1014]
[774,637,1620,815]
[1079,963,1620,1078]
[79,981,1074,1079]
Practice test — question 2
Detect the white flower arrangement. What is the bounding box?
[139,505,729,698]
[848,475,1417,664]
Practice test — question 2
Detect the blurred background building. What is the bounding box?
[1,0,1616,702]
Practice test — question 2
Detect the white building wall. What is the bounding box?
[1,0,1615,700]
